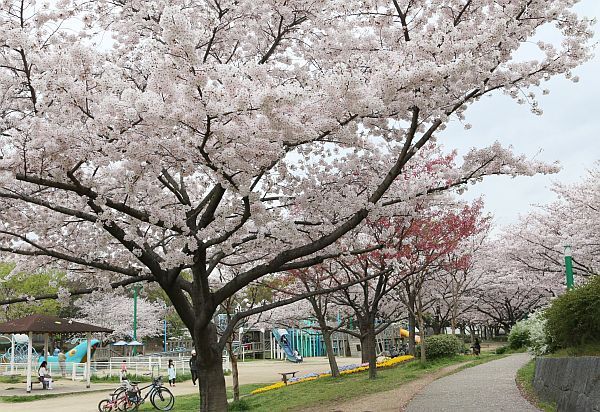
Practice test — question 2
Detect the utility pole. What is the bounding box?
[564,245,574,290]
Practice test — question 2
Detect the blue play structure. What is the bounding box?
[272,328,303,363]
[40,339,101,366]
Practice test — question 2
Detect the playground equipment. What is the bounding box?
[0,334,40,363]
[0,334,100,365]
[400,328,421,343]
[41,338,101,365]
[272,328,303,363]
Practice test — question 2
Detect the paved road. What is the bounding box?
[406,353,539,412]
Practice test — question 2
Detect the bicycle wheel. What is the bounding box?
[150,387,174,411]
[98,399,113,412]
[112,386,126,400]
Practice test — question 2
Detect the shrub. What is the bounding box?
[508,321,531,349]
[546,276,600,349]
[495,345,508,354]
[424,334,465,359]
[525,311,549,355]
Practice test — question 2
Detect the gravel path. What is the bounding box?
[406,353,539,412]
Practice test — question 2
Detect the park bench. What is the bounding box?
[278,371,299,385]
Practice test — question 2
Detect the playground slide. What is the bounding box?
[272,328,302,363]
[41,339,101,365]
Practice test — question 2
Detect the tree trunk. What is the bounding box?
[226,340,240,402]
[194,322,227,412]
[359,324,377,379]
[408,311,416,356]
[321,328,340,377]
[416,296,426,363]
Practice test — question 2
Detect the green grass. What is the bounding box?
[136,383,264,411]
[0,375,22,384]
[150,353,501,411]
[0,394,63,403]
[546,342,600,357]
[515,359,556,412]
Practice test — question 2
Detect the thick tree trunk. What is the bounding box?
[408,311,416,356]
[359,323,377,379]
[226,340,240,402]
[194,323,227,412]
[321,328,340,377]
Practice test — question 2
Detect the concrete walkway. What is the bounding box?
[406,353,539,412]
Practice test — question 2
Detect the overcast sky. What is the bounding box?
[441,0,600,231]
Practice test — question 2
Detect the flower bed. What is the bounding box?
[250,355,414,395]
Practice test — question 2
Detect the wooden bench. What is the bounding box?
[278,371,299,385]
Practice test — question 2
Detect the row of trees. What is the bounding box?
[0,0,592,410]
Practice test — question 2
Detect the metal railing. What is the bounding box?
[0,355,229,380]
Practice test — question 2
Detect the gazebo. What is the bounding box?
[0,314,113,392]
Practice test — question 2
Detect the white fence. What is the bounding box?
[1,355,231,379]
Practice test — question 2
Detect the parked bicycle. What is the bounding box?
[99,376,174,411]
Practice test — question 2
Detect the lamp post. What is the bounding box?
[132,284,142,355]
[564,245,574,290]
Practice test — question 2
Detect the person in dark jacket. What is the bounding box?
[189,349,198,385]
[471,338,481,356]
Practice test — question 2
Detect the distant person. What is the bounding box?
[38,361,53,390]
[53,346,60,356]
[167,359,176,387]
[471,338,481,356]
[120,359,128,382]
[58,350,67,377]
[189,350,198,385]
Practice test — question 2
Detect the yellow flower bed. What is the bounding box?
[250,355,414,395]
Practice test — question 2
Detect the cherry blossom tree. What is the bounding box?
[0,1,591,409]
[500,166,600,281]
[392,199,488,360]
[425,232,490,335]
[470,240,561,330]
[74,291,167,340]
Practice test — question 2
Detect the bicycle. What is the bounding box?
[98,385,138,412]
[110,376,174,411]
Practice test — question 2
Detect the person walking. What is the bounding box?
[167,359,176,387]
[58,350,67,377]
[189,350,198,385]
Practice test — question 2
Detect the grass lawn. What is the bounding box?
[545,342,600,357]
[515,359,556,412]
[152,353,501,411]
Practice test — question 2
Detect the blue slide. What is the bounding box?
[272,328,302,363]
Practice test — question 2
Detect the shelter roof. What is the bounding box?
[0,314,113,334]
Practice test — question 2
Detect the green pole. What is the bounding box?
[564,245,574,290]
[133,285,141,355]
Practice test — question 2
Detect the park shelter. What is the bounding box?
[0,314,113,392]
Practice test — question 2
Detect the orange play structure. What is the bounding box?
[400,328,421,343]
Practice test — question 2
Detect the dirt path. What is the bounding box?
[302,362,469,412]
